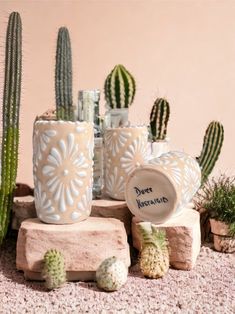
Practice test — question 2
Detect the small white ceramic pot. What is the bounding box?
[150,139,170,159]
[104,126,149,200]
[33,120,94,224]
[105,108,129,128]
[125,151,201,223]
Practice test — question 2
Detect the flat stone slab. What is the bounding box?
[16,217,130,281]
[12,196,36,230]
[132,208,201,270]
[91,198,132,235]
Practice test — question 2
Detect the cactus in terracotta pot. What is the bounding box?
[0,12,22,244]
[104,64,136,127]
[197,121,224,185]
[150,98,170,141]
[55,27,74,121]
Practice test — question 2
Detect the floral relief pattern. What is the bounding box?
[120,135,148,175]
[104,130,131,156]
[105,167,125,199]
[42,133,89,213]
[33,129,57,166]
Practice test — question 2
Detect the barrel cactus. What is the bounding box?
[42,249,67,290]
[96,256,128,291]
[150,98,170,141]
[55,27,74,121]
[197,121,224,185]
[0,12,22,244]
[138,223,169,279]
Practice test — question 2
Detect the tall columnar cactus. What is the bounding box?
[0,12,22,244]
[55,27,74,121]
[150,98,170,141]
[104,64,136,109]
[197,121,224,184]
[42,249,67,290]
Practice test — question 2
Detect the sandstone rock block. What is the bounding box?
[16,217,130,281]
[132,208,201,270]
[91,198,132,235]
[12,196,36,230]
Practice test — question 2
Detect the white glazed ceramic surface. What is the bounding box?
[125,151,201,224]
[104,126,149,200]
[151,139,170,158]
[33,120,94,224]
[150,151,201,215]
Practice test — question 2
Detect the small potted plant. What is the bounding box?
[33,27,94,224]
[197,175,235,253]
[103,65,148,200]
[149,98,170,158]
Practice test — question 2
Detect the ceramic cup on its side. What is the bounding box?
[125,151,201,224]
[33,120,94,224]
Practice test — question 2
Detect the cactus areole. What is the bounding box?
[0,12,22,244]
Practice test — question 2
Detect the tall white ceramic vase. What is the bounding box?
[33,120,94,224]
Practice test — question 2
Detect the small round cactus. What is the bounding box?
[96,256,128,291]
[42,249,67,290]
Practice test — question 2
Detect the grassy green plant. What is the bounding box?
[196,175,235,237]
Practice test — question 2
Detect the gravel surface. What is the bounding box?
[0,237,235,314]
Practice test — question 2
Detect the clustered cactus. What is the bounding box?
[197,121,224,185]
[138,223,169,279]
[0,12,22,244]
[42,249,67,290]
[150,98,170,141]
[96,256,128,291]
[104,64,136,109]
[55,27,74,121]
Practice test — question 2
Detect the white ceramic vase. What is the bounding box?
[33,120,94,224]
[104,126,149,200]
[125,151,201,223]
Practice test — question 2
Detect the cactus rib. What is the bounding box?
[0,12,22,243]
[55,27,74,121]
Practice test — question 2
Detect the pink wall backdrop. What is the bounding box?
[0,0,234,186]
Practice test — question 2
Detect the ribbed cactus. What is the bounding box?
[104,64,136,109]
[150,98,170,141]
[55,27,74,121]
[197,121,224,185]
[0,12,22,244]
[42,249,67,290]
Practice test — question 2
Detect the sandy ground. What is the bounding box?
[0,236,235,314]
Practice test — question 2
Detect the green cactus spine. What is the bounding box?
[198,121,224,184]
[0,12,22,244]
[42,249,67,290]
[55,27,74,121]
[150,98,170,141]
[104,64,136,109]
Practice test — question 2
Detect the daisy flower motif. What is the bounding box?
[34,179,59,222]
[120,135,148,175]
[105,167,125,199]
[76,186,93,216]
[33,129,57,166]
[42,133,89,212]
[104,130,131,156]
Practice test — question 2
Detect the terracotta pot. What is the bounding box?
[33,120,94,224]
[210,219,235,253]
[125,151,201,224]
[104,126,149,200]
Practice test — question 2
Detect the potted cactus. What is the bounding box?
[196,175,235,253]
[33,27,94,224]
[0,12,22,244]
[103,65,148,200]
[149,98,170,158]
